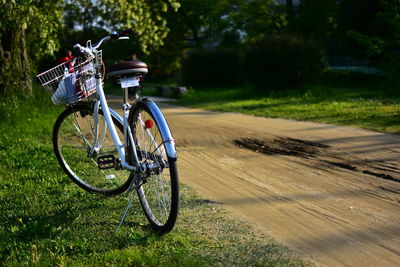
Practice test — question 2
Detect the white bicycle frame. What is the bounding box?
[77,37,177,173]
[95,76,137,170]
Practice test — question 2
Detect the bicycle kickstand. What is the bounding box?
[116,176,141,232]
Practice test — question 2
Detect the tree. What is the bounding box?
[157,0,237,48]
[339,0,400,81]
[0,0,181,96]
[161,0,287,49]
[339,0,399,60]
[63,0,181,54]
[288,0,339,50]
[145,0,238,80]
[0,0,63,96]
[152,0,289,81]
[230,0,287,43]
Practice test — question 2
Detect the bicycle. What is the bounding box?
[36,29,179,233]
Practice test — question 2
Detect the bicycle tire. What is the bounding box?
[128,100,179,233]
[53,104,133,195]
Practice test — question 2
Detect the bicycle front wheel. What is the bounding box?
[128,101,179,233]
[53,104,133,195]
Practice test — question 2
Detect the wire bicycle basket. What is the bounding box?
[36,56,98,105]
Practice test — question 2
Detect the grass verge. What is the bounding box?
[0,87,309,266]
[175,71,400,134]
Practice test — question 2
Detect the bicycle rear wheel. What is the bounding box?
[128,101,179,233]
[53,104,132,195]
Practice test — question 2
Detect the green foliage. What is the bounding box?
[339,0,400,83]
[147,0,290,81]
[0,0,63,61]
[102,0,180,53]
[245,35,326,91]
[0,0,63,96]
[287,0,338,49]
[63,0,180,54]
[229,0,287,42]
[63,0,104,31]
[182,48,245,87]
[147,0,242,80]
[289,0,400,69]
[346,30,387,58]
[166,0,246,47]
[162,0,287,48]
[380,54,400,87]
[173,0,221,46]
[337,0,395,60]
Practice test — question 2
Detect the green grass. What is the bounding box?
[176,71,400,134]
[0,87,308,266]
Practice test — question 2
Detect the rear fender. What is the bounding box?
[139,99,178,160]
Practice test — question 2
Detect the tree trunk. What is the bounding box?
[0,27,32,96]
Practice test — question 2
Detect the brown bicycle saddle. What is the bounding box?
[106,60,148,79]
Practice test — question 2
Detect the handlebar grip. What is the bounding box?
[119,28,133,36]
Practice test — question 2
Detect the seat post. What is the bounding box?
[123,86,129,105]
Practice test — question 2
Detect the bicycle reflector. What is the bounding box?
[145,119,154,129]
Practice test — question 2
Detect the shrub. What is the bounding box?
[245,35,326,91]
[182,48,245,87]
[379,54,400,88]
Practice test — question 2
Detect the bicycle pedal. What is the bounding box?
[97,155,116,169]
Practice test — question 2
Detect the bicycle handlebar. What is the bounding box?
[74,28,133,54]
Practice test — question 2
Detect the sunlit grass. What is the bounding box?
[176,72,400,133]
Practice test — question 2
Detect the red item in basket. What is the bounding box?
[56,56,73,65]
[56,50,74,72]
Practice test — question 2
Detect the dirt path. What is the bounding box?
[156,103,400,267]
[108,96,400,266]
